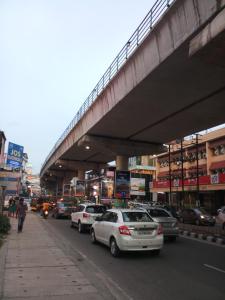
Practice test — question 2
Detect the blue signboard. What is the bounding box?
[6,142,24,168]
[115,171,130,199]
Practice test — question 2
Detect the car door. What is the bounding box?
[94,211,111,242]
[74,205,84,224]
[102,212,118,245]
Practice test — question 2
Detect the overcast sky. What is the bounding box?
[0,0,156,174]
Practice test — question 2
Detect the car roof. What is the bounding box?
[107,209,149,213]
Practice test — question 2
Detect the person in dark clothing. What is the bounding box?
[16,198,28,233]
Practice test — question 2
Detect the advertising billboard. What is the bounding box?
[75,180,85,196]
[115,171,130,199]
[130,178,146,196]
[6,142,24,168]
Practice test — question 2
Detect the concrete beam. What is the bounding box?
[78,135,166,157]
[54,159,107,171]
[189,7,225,67]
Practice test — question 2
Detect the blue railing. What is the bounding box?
[42,0,174,172]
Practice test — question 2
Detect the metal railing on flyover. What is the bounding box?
[41,0,175,172]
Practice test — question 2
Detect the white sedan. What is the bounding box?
[91,209,163,257]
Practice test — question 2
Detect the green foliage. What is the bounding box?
[0,215,11,234]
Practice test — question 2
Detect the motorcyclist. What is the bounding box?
[42,202,50,218]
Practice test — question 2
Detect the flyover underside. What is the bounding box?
[42,4,225,176]
[56,14,225,168]
[88,41,225,144]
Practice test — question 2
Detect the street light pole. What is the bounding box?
[196,134,200,206]
[180,139,184,208]
[169,144,172,205]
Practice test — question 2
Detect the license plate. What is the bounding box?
[137,231,152,235]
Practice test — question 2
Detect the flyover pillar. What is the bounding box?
[116,155,129,171]
[78,170,85,181]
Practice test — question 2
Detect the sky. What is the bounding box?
[0,0,156,174]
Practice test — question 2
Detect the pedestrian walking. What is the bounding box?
[16,198,28,233]
[9,199,17,217]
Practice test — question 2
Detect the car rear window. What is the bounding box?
[58,203,71,208]
[122,212,153,222]
[147,209,170,217]
[86,206,106,213]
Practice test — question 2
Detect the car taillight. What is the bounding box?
[83,213,90,218]
[119,225,131,236]
[157,224,163,235]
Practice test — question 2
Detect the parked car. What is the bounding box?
[52,202,73,219]
[179,208,215,226]
[145,207,179,241]
[217,206,225,229]
[90,209,163,257]
[71,204,106,233]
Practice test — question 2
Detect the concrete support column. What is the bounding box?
[78,170,85,181]
[116,155,129,171]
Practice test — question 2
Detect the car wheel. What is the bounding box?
[151,249,160,256]
[110,238,120,257]
[78,221,84,233]
[90,229,96,243]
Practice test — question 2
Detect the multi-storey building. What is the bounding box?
[152,127,225,213]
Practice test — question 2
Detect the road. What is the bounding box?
[43,217,225,300]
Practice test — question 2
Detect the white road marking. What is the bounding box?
[204,264,225,274]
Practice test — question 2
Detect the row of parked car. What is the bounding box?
[69,203,179,257]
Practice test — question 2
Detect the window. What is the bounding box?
[102,211,112,221]
[86,206,106,214]
[122,212,153,222]
[147,209,170,217]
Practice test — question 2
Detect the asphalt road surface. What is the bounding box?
[43,217,225,300]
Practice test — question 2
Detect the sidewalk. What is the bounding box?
[0,213,115,300]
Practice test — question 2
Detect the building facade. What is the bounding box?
[152,128,225,213]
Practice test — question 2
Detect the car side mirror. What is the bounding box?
[95,216,102,222]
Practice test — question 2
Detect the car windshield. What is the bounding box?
[58,202,71,208]
[86,206,106,213]
[122,212,153,222]
[147,209,170,217]
[194,208,209,215]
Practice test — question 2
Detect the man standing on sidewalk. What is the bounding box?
[16,198,28,233]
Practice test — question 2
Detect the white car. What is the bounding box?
[71,204,106,233]
[217,207,225,229]
[91,209,163,257]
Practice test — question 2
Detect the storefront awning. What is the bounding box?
[210,161,225,170]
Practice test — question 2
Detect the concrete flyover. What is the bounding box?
[41,0,225,185]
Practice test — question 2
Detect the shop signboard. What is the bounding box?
[63,184,71,196]
[6,142,24,168]
[115,171,130,199]
[210,174,219,184]
[101,179,114,198]
[130,178,145,195]
[75,180,85,196]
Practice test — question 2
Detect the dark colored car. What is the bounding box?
[52,202,74,219]
[179,208,215,226]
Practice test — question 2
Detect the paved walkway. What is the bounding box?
[0,213,115,300]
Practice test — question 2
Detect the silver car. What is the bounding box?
[91,209,164,257]
[146,207,179,241]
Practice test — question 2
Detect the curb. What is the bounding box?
[179,229,225,245]
[0,237,8,299]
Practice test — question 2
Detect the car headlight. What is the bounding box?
[200,215,205,219]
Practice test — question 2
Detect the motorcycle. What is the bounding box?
[43,210,49,219]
